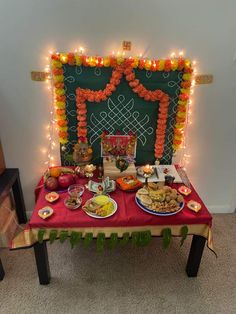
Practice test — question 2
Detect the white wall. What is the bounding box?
[0,0,236,213]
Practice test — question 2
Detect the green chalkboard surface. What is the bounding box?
[62,65,183,165]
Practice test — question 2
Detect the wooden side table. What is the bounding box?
[0,169,27,281]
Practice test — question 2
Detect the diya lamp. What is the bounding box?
[45,192,59,203]
[178,185,192,196]
[187,200,201,213]
[142,164,154,186]
[84,164,96,178]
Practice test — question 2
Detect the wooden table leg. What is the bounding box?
[186,235,206,277]
[0,257,5,281]
[34,242,51,285]
[12,173,27,224]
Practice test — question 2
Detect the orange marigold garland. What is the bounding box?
[51,53,192,157]
[172,60,193,151]
[75,61,169,159]
[51,54,68,144]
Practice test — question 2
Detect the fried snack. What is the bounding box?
[148,182,158,190]
[139,195,152,206]
[136,185,184,213]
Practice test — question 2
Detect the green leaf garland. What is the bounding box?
[180,225,188,246]
[49,230,57,244]
[59,230,68,243]
[97,233,105,251]
[70,231,82,249]
[162,228,172,249]
[119,232,130,246]
[108,233,118,249]
[38,229,45,244]
[84,233,93,248]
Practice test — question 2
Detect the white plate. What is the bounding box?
[83,198,118,219]
[135,196,184,217]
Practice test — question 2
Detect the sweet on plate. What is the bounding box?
[83,195,116,218]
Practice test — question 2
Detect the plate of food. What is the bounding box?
[82,195,117,219]
[135,185,184,216]
[116,175,143,192]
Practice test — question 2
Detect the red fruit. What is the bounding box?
[58,174,75,188]
[45,177,59,191]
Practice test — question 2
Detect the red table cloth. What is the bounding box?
[29,176,212,229]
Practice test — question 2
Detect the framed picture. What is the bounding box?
[101,134,137,158]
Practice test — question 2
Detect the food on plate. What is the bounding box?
[64,196,82,210]
[136,185,184,213]
[45,177,59,191]
[136,188,149,196]
[83,198,115,217]
[93,195,110,206]
[147,182,158,190]
[58,173,75,188]
[116,175,142,191]
[139,195,152,206]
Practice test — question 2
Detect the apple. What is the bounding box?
[58,173,75,188]
[45,177,59,191]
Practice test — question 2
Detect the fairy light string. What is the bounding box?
[42,47,196,169]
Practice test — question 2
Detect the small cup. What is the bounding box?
[165,175,175,185]
[68,184,85,198]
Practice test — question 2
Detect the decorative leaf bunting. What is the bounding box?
[162,228,172,248]
[108,233,118,249]
[38,229,45,244]
[131,231,152,247]
[70,231,82,249]
[59,230,68,243]
[140,231,152,247]
[84,233,93,247]
[180,225,188,246]
[97,233,105,251]
[49,230,57,244]
[119,232,130,246]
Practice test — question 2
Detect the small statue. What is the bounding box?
[72,140,93,165]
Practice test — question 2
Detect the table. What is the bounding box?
[11,172,214,285]
[0,168,27,281]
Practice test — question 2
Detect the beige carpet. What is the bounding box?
[0,214,235,314]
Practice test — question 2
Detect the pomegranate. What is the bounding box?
[45,177,59,191]
[58,173,75,188]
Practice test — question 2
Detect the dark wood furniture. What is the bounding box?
[0,169,27,281]
[34,234,206,285]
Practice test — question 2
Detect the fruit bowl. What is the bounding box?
[44,167,75,192]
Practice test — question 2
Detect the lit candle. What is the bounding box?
[143,164,152,175]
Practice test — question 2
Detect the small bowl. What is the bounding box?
[64,196,82,210]
[68,184,85,198]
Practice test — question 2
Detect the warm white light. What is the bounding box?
[170,52,176,58]
[179,51,184,57]
[79,47,84,54]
